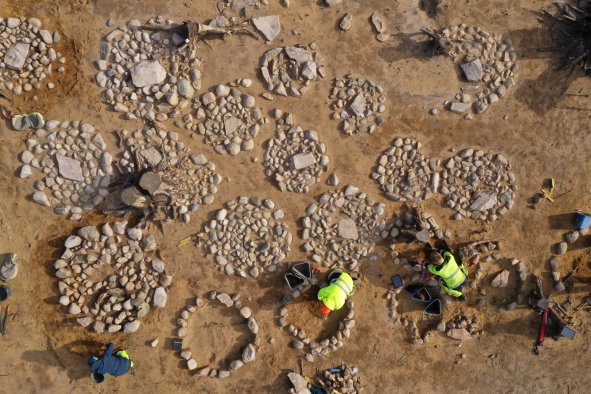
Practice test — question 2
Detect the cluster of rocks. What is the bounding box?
[55,222,171,333]
[385,287,401,324]
[259,44,325,97]
[263,110,329,193]
[438,24,518,117]
[185,82,265,155]
[280,299,356,361]
[301,185,385,270]
[370,11,390,42]
[549,228,587,292]
[329,75,386,135]
[0,253,18,281]
[470,253,524,310]
[116,127,187,171]
[201,196,292,278]
[388,205,448,244]
[549,254,565,292]
[315,364,363,394]
[0,17,65,95]
[458,240,499,261]
[372,137,438,202]
[120,154,221,223]
[177,291,259,379]
[17,120,112,221]
[439,315,482,341]
[441,149,516,221]
[96,17,202,122]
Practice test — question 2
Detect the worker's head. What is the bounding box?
[321,304,331,315]
[430,252,444,265]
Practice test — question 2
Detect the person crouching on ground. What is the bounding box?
[317,270,355,315]
[88,342,134,383]
[428,250,468,301]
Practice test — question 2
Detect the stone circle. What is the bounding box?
[201,196,292,278]
[301,185,385,270]
[440,149,516,221]
[115,127,187,171]
[372,137,438,202]
[436,24,518,116]
[329,75,386,135]
[316,363,363,393]
[279,298,355,361]
[55,222,171,333]
[186,82,265,155]
[176,292,259,378]
[259,44,325,97]
[96,17,202,122]
[17,120,112,221]
[263,111,329,193]
[0,17,66,95]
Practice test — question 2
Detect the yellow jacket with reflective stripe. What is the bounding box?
[428,251,466,289]
[317,272,354,311]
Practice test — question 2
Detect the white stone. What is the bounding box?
[131,61,167,88]
[252,15,281,41]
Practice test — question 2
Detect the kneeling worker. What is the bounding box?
[88,342,134,383]
[428,250,468,301]
[317,270,355,315]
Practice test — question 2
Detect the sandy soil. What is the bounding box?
[1,0,591,393]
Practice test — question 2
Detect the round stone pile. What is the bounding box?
[279,299,356,362]
[438,24,518,116]
[301,185,385,270]
[177,291,259,378]
[116,127,187,171]
[259,44,326,97]
[0,17,65,95]
[316,363,363,394]
[372,137,439,202]
[55,222,171,334]
[96,17,202,122]
[188,82,265,155]
[440,149,516,221]
[201,196,292,278]
[17,120,112,221]
[329,75,386,135]
[264,111,329,193]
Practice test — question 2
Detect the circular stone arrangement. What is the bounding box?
[440,149,516,221]
[329,75,386,135]
[372,137,438,202]
[188,82,265,155]
[16,120,112,221]
[279,298,356,362]
[316,363,363,393]
[176,291,259,378]
[116,127,188,171]
[0,17,66,95]
[201,196,292,278]
[259,44,326,97]
[301,185,385,270]
[437,24,518,116]
[96,17,202,122]
[55,222,171,334]
[263,110,329,193]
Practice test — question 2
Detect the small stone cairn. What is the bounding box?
[201,196,292,278]
[0,17,65,94]
[55,222,171,334]
[17,120,112,221]
[264,110,329,193]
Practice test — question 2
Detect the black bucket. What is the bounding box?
[91,372,106,383]
[285,273,305,290]
[292,262,312,279]
[424,299,441,316]
[0,285,12,301]
[411,287,431,303]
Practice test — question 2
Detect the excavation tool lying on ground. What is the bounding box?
[529,275,575,355]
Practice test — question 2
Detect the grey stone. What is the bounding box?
[247,318,259,334]
[151,258,165,273]
[78,226,100,242]
[288,372,309,391]
[224,116,242,135]
[177,78,194,98]
[450,102,471,114]
[4,42,30,71]
[290,152,316,169]
[124,320,141,333]
[337,218,359,240]
[127,227,143,241]
[556,242,568,255]
[216,292,234,307]
[460,59,483,82]
[242,343,256,362]
[469,192,497,211]
[339,13,353,30]
[64,235,82,248]
[139,172,162,195]
[56,154,84,182]
[491,269,509,288]
[252,15,281,41]
[292,339,304,349]
[565,231,579,244]
[153,287,168,308]
[131,61,167,87]
[348,94,366,117]
[229,360,244,370]
[0,253,18,281]
[121,187,148,208]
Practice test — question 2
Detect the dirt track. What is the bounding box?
[1,0,591,393]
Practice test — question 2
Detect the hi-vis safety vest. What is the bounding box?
[428,251,467,290]
[317,272,354,311]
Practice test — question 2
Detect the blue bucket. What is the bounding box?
[575,212,591,230]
